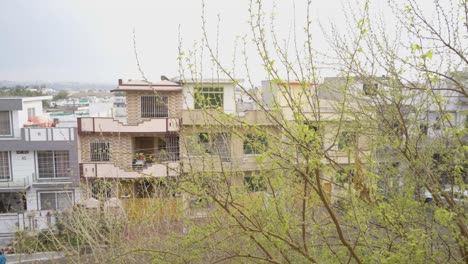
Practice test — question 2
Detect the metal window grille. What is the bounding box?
[37,151,70,178]
[194,87,224,109]
[165,136,180,162]
[90,142,111,161]
[141,95,169,118]
[0,111,11,135]
[0,151,10,180]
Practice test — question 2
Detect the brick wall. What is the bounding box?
[126,91,183,125]
[80,134,133,169]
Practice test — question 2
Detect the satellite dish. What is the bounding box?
[161,75,170,81]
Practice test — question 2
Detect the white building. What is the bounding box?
[0,96,80,237]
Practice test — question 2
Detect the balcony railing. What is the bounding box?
[78,117,180,133]
[23,127,76,142]
[80,161,179,178]
[0,178,31,191]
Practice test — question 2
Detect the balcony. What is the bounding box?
[182,110,274,126]
[78,117,180,133]
[80,162,179,178]
[0,178,31,192]
[23,127,76,142]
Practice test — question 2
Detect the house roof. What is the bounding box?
[111,79,182,92]
[0,96,52,111]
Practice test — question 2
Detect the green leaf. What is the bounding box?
[411,44,421,51]
[426,50,433,59]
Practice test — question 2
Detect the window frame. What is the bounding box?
[362,83,378,96]
[90,142,111,162]
[244,176,267,192]
[187,133,231,162]
[0,111,12,136]
[27,107,36,119]
[194,87,224,109]
[37,150,70,179]
[140,95,169,118]
[38,191,74,211]
[338,132,356,150]
[243,134,268,155]
[0,151,11,180]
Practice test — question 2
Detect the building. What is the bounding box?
[0,96,79,236]
[78,79,182,201]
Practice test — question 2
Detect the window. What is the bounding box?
[0,151,10,180]
[39,191,73,210]
[194,87,224,109]
[336,169,354,184]
[0,193,26,213]
[304,123,319,145]
[338,132,356,150]
[419,123,428,135]
[0,111,11,136]
[37,151,70,178]
[434,116,441,130]
[90,142,111,161]
[363,83,378,96]
[91,180,112,200]
[188,133,231,162]
[244,176,266,192]
[27,108,36,119]
[141,95,169,118]
[189,197,212,209]
[243,134,268,155]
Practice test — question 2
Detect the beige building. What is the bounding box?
[77,77,368,215]
[78,79,182,199]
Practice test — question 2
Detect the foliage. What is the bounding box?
[0,86,45,97]
[53,90,69,101]
[15,0,467,263]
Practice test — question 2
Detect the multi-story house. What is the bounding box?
[0,96,79,236]
[260,80,372,195]
[78,79,181,201]
[161,78,275,216]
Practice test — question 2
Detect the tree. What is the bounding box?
[13,1,466,263]
[53,90,69,101]
[163,0,467,263]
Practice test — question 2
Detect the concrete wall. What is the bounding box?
[79,134,133,169]
[9,151,35,186]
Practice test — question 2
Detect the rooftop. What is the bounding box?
[111,79,182,92]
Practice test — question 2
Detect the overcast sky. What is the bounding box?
[0,0,387,84]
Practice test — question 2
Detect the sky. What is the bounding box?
[0,0,387,84]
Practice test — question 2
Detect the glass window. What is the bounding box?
[244,176,266,192]
[27,108,36,119]
[37,151,70,178]
[39,192,73,210]
[186,133,231,162]
[0,111,11,136]
[243,134,268,155]
[338,132,356,150]
[194,87,224,109]
[0,151,10,180]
